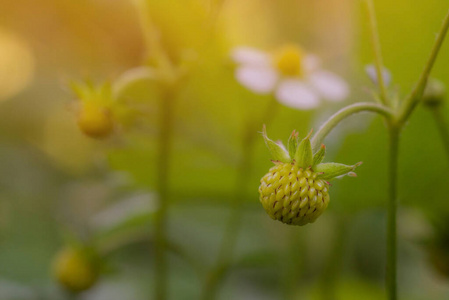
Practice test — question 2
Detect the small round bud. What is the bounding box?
[52,247,98,292]
[77,102,114,139]
[423,79,446,107]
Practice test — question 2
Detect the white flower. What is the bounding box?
[231,45,349,110]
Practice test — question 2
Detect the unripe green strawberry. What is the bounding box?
[259,126,361,226]
[259,163,329,226]
[70,81,116,139]
[52,247,99,293]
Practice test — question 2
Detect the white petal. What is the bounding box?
[275,79,320,110]
[303,55,321,74]
[365,64,392,87]
[231,46,271,67]
[235,66,278,94]
[308,71,349,101]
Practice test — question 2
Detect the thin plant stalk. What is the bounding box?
[133,2,179,299]
[201,97,279,300]
[365,0,390,106]
[154,88,175,300]
[386,124,400,300]
[398,9,449,124]
[311,102,393,151]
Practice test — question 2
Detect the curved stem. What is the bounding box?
[386,124,400,300]
[365,0,390,106]
[112,66,155,98]
[154,88,175,300]
[398,9,449,124]
[311,102,393,151]
[431,106,449,161]
[201,97,279,300]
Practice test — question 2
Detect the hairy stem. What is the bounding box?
[154,88,175,300]
[311,102,393,151]
[386,124,400,300]
[365,0,390,106]
[398,9,449,124]
[431,106,449,160]
[201,97,279,300]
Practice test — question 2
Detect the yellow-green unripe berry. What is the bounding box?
[77,102,113,139]
[52,248,98,293]
[259,126,360,226]
[259,163,330,226]
[70,81,116,139]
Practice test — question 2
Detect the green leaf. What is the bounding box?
[262,125,291,162]
[315,162,362,180]
[295,130,313,168]
[312,144,326,168]
[287,130,299,159]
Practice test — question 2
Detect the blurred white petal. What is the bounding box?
[303,55,321,74]
[309,71,349,101]
[231,47,271,67]
[365,64,392,87]
[235,66,278,94]
[275,79,320,110]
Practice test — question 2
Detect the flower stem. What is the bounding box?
[135,0,176,79]
[201,97,279,300]
[365,0,390,106]
[154,87,175,300]
[311,102,393,151]
[430,106,449,160]
[398,9,449,124]
[386,124,400,300]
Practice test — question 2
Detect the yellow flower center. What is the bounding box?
[274,45,304,77]
[77,102,114,139]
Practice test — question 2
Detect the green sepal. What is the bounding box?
[294,130,313,168]
[70,80,114,107]
[315,162,362,180]
[287,130,299,159]
[312,144,326,168]
[262,125,291,163]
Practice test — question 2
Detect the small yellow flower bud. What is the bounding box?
[423,79,446,107]
[52,248,98,292]
[77,102,114,139]
[274,45,304,77]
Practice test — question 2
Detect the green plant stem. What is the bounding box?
[311,102,393,151]
[398,9,449,124]
[365,0,390,106]
[136,0,177,81]
[154,88,175,300]
[431,106,449,160]
[201,97,279,300]
[386,124,400,300]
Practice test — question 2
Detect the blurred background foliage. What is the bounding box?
[1,0,449,299]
